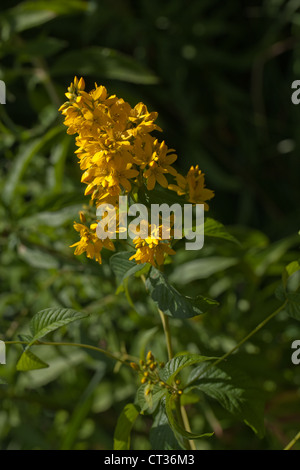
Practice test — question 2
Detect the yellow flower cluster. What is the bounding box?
[60,77,214,266]
[129,221,176,266]
[70,220,115,265]
[168,165,214,211]
[130,351,183,398]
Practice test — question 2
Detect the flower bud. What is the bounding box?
[146,351,154,362]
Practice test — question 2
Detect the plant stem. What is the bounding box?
[157,309,196,450]
[5,340,136,366]
[213,300,287,366]
[180,405,197,450]
[284,430,300,450]
[187,300,288,385]
[158,309,173,361]
[141,273,196,449]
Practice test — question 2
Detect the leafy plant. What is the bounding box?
[1,0,300,451]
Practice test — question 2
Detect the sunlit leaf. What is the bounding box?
[29,308,89,345]
[17,349,49,371]
[113,403,140,450]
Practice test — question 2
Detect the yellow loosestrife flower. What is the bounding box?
[168,165,214,210]
[70,222,115,264]
[60,77,214,265]
[129,222,175,267]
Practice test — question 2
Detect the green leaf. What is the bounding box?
[3,9,56,33]
[285,293,300,320]
[150,403,184,450]
[19,205,82,229]
[2,0,88,34]
[113,403,140,450]
[16,349,49,371]
[204,218,240,245]
[18,37,67,59]
[186,362,266,438]
[282,260,300,288]
[61,365,106,450]
[160,353,216,384]
[276,261,300,320]
[109,251,149,284]
[169,257,238,284]
[29,308,89,345]
[18,334,34,344]
[51,47,159,84]
[146,267,219,318]
[22,0,88,15]
[248,235,299,277]
[165,394,213,440]
[18,245,59,270]
[136,383,166,414]
[3,126,63,204]
[0,377,7,386]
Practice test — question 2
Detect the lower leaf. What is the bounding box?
[17,349,49,371]
[165,395,214,440]
[113,403,140,450]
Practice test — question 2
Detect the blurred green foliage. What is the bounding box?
[0,0,300,450]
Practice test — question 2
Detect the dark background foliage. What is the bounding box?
[0,0,299,450]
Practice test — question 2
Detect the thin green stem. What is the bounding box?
[213,300,287,367]
[186,300,288,387]
[174,399,192,450]
[5,340,137,366]
[157,308,195,450]
[284,430,300,450]
[180,404,197,450]
[158,309,173,361]
[141,272,196,449]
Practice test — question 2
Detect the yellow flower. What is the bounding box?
[60,78,215,265]
[144,161,168,190]
[129,222,176,266]
[169,165,214,210]
[186,165,214,209]
[130,238,176,266]
[132,135,155,169]
[106,158,139,193]
[151,140,177,176]
[141,140,177,190]
[82,156,139,198]
[128,102,162,136]
[70,221,115,264]
[168,173,187,196]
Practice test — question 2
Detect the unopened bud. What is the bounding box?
[146,351,154,362]
[80,212,86,223]
[78,77,85,90]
